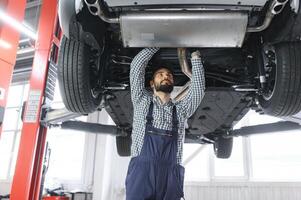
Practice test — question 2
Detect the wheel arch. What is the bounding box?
[58,0,83,38]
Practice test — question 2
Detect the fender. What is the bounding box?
[58,0,83,38]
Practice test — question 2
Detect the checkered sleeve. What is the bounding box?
[177,58,205,118]
[130,48,160,104]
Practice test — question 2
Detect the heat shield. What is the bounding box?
[120,11,248,48]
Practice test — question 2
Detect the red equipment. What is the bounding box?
[8,0,60,199]
[0,0,27,135]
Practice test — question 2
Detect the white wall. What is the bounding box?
[92,177,301,200]
[0,181,11,195]
[91,110,130,200]
[184,182,301,200]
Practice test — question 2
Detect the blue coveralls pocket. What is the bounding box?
[173,164,185,196]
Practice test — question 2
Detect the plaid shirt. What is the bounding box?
[130,48,205,164]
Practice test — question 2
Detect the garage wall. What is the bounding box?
[91,179,301,200]
[184,182,301,200]
[0,182,10,196]
[91,110,130,200]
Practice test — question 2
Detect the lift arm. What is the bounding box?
[10,0,59,199]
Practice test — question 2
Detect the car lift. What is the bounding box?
[2,0,59,199]
[1,0,301,199]
[0,0,27,136]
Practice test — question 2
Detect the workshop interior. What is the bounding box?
[1,0,301,199]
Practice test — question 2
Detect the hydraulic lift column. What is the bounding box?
[10,0,58,199]
[0,0,27,135]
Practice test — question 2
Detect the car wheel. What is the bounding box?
[258,42,301,116]
[116,135,131,157]
[58,35,103,114]
[213,136,233,159]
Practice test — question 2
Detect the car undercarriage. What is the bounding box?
[57,0,301,158]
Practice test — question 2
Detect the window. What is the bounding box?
[45,81,89,183]
[0,131,15,179]
[183,144,210,182]
[250,130,301,181]
[0,84,29,180]
[0,82,89,187]
[183,109,301,182]
[46,121,87,181]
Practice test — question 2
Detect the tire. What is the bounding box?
[213,136,233,159]
[258,42,301,116]
[116,135,131,157]
[58,35,102,114]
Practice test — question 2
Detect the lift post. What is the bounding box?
[0,0,27,135]
[10,0,59,199]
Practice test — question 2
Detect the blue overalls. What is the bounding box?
[126,101,185,200]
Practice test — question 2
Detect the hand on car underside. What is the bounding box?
[191,50,201,59]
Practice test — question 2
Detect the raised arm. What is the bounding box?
[177,51,205,118]
[130,47,159,104]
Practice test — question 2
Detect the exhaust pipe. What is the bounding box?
[178,48,192,79]
[175,48,192,101]
[247,0,289,32]
[84,0,119,23]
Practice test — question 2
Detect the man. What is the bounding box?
[126,47,205,200]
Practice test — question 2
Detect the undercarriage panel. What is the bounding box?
[104,88,252,138]
[187,88,251,135]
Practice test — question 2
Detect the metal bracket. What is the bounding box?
[228,121,301,137]
[60,120,123,136]
[42,107,81,126]
[42,107,128,136]
[186,121,301,145]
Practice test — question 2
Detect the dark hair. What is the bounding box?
[151,61,174,80]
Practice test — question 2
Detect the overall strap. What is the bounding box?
[172,105,179,133]
[146,101,178,134]
[146,101,154,125]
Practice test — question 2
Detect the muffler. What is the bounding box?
[120,11,248,48]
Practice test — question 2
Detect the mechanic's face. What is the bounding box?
[150,68,174,94]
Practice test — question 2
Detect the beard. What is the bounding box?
[154,81,174,93]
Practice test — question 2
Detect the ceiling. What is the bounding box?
[14,0,42,82]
